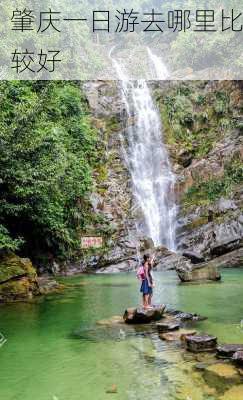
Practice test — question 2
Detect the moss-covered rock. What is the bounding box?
[0,253,38,301]
[0,253,37,301]
[0,277,38,301]
[0,253,65,301]
[0,253,36,283]
[204,362,241,387]
[219,384,243,400]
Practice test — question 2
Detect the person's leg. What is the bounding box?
[148,293,153,306]
[142,293,145,307]
[144,294,149,308]
[147,287,153,307]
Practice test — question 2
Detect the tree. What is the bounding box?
[0,81,98,262]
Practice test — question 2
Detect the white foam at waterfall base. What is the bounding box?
[112,54,177,251]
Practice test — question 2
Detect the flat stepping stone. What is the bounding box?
[97,316,124,326]
[217,344,243,358]
[233,350,243,366]
[123,305,165,324]
[156,322,180,333]
[185,334,217,353]
[167,309,207,321]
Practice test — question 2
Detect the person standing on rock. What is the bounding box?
[138,254,154,308]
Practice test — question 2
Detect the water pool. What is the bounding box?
[0,269,243,400]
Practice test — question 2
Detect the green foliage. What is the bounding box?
[159,82,239,158]
[214,92,230,115]
[183,158,243,207]
[0,225,23,252]
[0,81,98,260]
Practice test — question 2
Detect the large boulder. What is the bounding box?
[0,253,39,301]
[123,305,165,324]
[176,259,221,282]
[0,253,63,301]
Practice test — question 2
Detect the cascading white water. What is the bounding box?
[147,48,170,80]
[111,51,177,251]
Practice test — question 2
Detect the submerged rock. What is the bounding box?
[106,384,118,394]
[97,316,124,326]
[203,362,242,392]
[219,384,243,400]
[156,321,180,333]
[123,305,165,324]
[37,277,64,295]
[185,334,217,353]
[159,329,197,342]
[217,344,243,359]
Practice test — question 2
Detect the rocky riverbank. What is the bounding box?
[0,253,63,302]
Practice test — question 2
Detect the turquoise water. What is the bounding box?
[0,269,243,400]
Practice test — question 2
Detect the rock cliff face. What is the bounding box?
[81,80,243,274]
[82,81,138,272]
[157,81,243,270]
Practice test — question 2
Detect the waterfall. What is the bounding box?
[111,51,177,251]
[147,48,170,80]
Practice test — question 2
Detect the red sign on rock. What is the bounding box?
[81,236,103,249]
